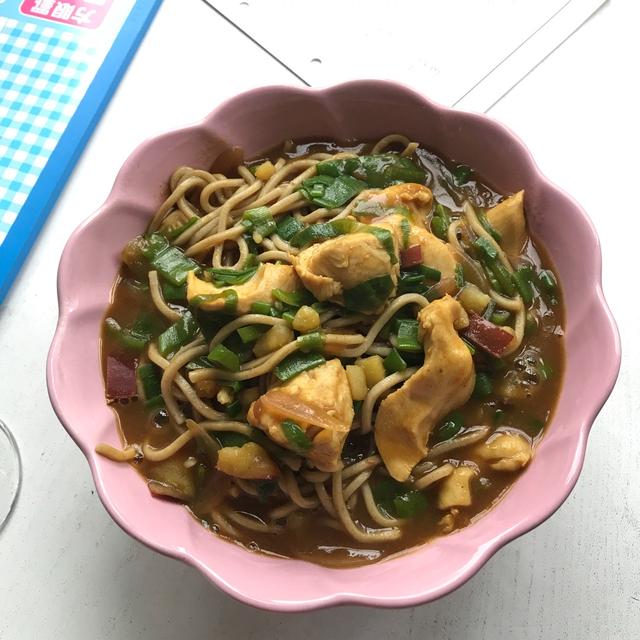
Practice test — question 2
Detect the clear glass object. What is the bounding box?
[0,419,21,529]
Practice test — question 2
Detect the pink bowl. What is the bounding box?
[47,80,620,611]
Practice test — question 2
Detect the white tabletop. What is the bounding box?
[1,1,639,638]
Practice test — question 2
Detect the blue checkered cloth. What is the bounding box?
[0,17,93,245]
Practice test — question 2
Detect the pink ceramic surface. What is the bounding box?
[47,80,620,611]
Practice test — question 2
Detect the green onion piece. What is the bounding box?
[207,265,258,286]
[280,419,312,452]
[474,236,499,261]
[365,226,397,264]
[143,233,200,286]
[434,202,451,226]
[393,490,427,519]
[357,154,426,187]
[185,356,214,371]
[433,411,464,443]
[400,218,411,249]
[226,399,242,419]
[272,288,314,308]
[315,157,361,177]
[383,348,407,374]
[431,215,448,241]
[490,262,517,297]
[274,352,326,382]
[296,331,325,353]
[473,372,493,398]
[207,343,240,372]
[353,400,363,414]
[395,320,422,353]
[160,280,186,302]
[157,311,199,356]
[281,310,296,325]
[289,218,359,249]
[237,325,266,344]
[418,265,442,281]
[538,269,558,294]
[189,289,238,313]
[104,317,151,352]
[242,206,277,239]
[372,477,405,516]
[300,174,368,208]
[490,310,511,326]
[493,408,506,425]
[214,431,251,448]
[477,210,501,242]
[250,301,278,316]
[512,267,534,305]
[166,216,198,240]
[455,264,465,288]
[397,271,428,295]
[275,214,305,241]
[539,359,554,381]
[144,395,165,411]
[343,275,395,313]
[452,164,472,185]
[137,363,163,406]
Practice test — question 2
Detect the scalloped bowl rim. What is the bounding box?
[46,80,620,611]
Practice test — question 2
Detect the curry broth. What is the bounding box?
[101,139,565,567]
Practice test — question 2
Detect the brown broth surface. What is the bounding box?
[102,140,565,567]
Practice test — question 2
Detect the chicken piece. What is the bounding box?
[475,432,532,471]
[437,466,477,510]
[355,183,433,228]
[186,263,301,314]
[376,213,459,283]
[486,190,528,258]
[247,359,354,472]
[216,442,279,480]
[293,232,399,310]
[374,296,475,481]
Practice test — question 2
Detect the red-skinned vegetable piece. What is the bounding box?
[463,313,513,357]
[106,356,138,401]
[400,244,423,268]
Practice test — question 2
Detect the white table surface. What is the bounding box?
[1,1,639,638]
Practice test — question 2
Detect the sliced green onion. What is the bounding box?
[242,206,277,238]
[477,209,501,242]
[105,317,151,352]
[490,262,517,297]
[383,348,407,374]
[207,265,258,287]
[343,275,394,313]
[281,310,296,325]
[473,372,493,398]
[365,226,397,265]
[395,320,422,353]
[280,419,312,452]
[157,311,199,356]
[214,431,251,448]
[400,218,410,249]
[225,399,242,419]
[474,236,499,261]
[538,269,558,294]
[483,300,497,320]
[189,289,238,313]
[272,288,314,308]
[276,214,305,241]
[490,310,511,326]
[452,164,472,185]
[418,265,441,281]
[461,337,476,355]
[433,411,464,443]
[296,331,325,353]
[207,343,240,372]
[274,352,326,382]
[137,363,163,407]
[539,359,554,381]
[250,301,279,317]
[165,216,198,240]
[237,325,266,344]
[431,215,448,241]
[493,408,506,425]
[160,280,186,302]
[143,234,200,286]
[299,174,368,208]
[393,490,427,518]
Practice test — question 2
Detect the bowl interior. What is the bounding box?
[48,81,620,610]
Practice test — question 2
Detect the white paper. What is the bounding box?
[203,0,605,112]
